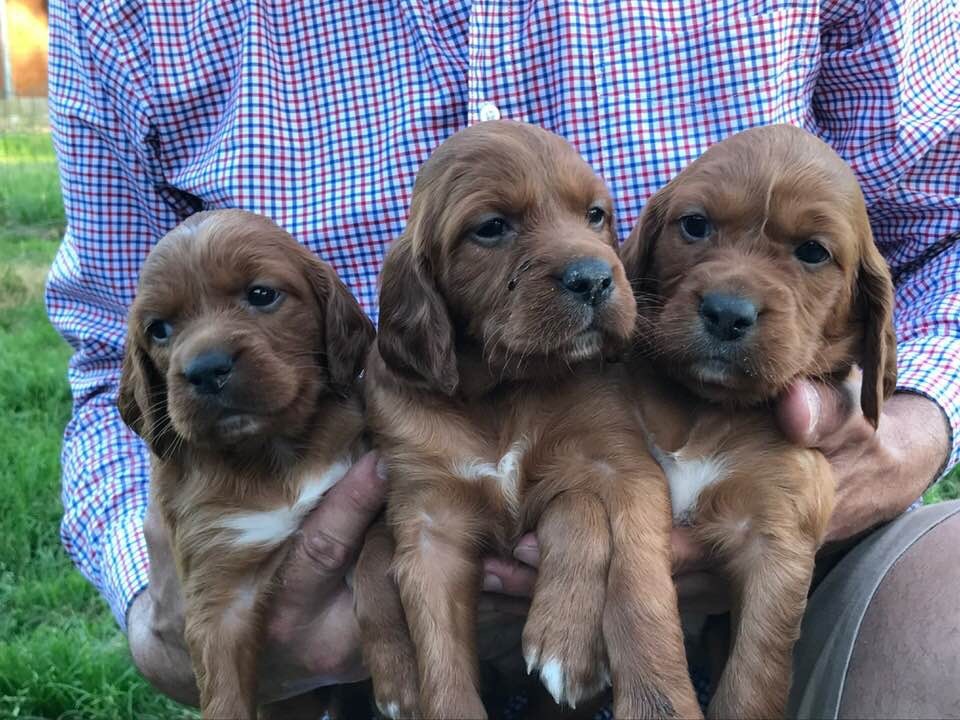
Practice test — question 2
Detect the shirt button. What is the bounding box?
[478,101,501,122]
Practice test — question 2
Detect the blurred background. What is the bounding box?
[0,3,956,719]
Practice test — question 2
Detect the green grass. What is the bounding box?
[0,132,65,229]
[925,464,960,505]
[0,131,194,719]
[0,129,957,719]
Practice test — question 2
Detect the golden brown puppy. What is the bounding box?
[118,209,374,719]
[622,124,896,718]
[357,120,702,720]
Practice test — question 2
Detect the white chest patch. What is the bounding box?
[454,441,526,509]
[219,457,352,548]
[651,446,728,523]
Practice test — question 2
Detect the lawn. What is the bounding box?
[0,132,194,719]
[0,130,957,719]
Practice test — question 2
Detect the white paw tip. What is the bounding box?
[540,657,565,706]
[524,646,540,675]
[376,700,401,719]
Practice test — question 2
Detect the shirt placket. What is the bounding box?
[467,0,524,125]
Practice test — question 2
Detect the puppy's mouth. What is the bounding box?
[170,388,289,445]
[682,341,764,390]
[688,355,738,384]
[556,300,634,363]
[561,328,604,362]
[213,411,266,440]
[171,402,269,443]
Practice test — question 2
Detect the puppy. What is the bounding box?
[622,124,896,718]
[118,209,375,719]
[356,120,702,720]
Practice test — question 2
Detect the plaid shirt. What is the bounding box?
[48,0,959,632]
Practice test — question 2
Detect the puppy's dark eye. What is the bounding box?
[587,206,606,228]
[679,214,712,241]
[795,240,831,265]
[147,320,173,344]
[472,217,511,246]
[475,218,507,239]
[247,285,281,308]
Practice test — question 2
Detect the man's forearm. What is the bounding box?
[127,591,200,706]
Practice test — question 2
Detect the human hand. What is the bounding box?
[775,374,949,543]
[481,528,730,615]
[128,452,387,705]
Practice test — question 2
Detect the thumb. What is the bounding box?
[279,452,387,599]
[775,377,857,450]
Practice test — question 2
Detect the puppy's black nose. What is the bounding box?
[699,293,758,341]
[561,258,614,306]
[185,351,234,395]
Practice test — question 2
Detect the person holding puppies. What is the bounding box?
[48,0,959,717]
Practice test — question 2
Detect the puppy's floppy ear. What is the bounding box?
[377,234,458,395]
[118,332,173,457]
[622,186,670,292]
[300,251,375,395]
[856,234,897,427]
[323,267,376,394]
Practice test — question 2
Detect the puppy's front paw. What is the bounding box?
[372,673,418,719]
[522,598,609,709]
[367,636,419,719]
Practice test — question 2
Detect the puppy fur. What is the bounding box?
[622,124,896,718]
[118,210,374,719]
[355,120,702,720]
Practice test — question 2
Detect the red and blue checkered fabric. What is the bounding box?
[48,0,959,631]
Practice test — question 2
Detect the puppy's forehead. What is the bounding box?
[674,126,863,229]
[135,211,307,311]
[420,121,606,204]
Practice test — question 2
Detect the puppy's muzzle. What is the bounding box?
[184,350,234,395]
[699,292,758,342]
[560,257,614,307]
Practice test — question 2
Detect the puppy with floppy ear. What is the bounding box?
[118,209,374,719]
[356,120,702,720]
[623,124,896,718]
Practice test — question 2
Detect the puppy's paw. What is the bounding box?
[367,637,420,719]
[522,602,609,709]
[372,671,418,719]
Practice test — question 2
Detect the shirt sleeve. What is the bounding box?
[47,0,179,628]
[813,0,960,472]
